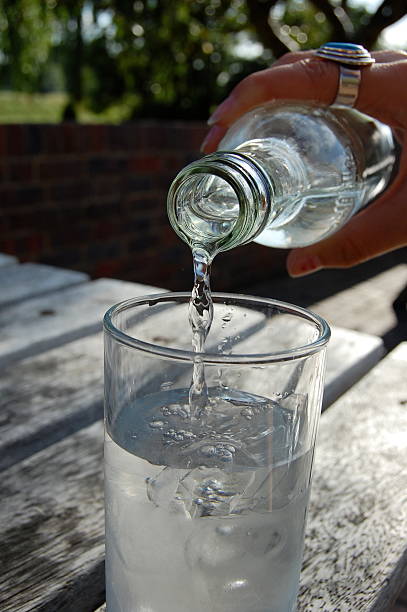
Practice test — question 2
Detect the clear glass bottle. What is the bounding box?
[167,101,395,258]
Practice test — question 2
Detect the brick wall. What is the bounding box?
[0,122,286,291]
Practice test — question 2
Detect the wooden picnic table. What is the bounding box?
[0,258,406,612]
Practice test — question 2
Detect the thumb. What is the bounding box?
[286,188,407,277]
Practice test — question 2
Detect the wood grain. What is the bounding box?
[298,342,407,611]
[0,263,88,308]
[0,333,103,471]
[0,278,163,368]
[311,264,407,338]
[323,326,384,408]
[0,421,105,612]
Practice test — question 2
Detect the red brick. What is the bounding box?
[44,125,69,155]
[24,231,44,254]
[6,125,26,156]
[0,212,9,233]
[8,160,35,182]
[90,177,122,197]
[81,125,108,153]
[8,210,41,230]
[61,123,83,154]
[0,185,43,208]
[0,236,20,255]
[128,155,162,174]
[48,180,89,203]
[94,257,127,278]
[0,127,6,157]
[38,159,84,181]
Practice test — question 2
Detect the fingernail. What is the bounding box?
[200,133,210,152]
[207,109,222,126]
[288,255,322,277]
[200,124,225,153]
[207,99,232,125]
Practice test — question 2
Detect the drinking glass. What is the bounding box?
[104,292,330,612]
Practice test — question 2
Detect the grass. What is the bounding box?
[0,91,132,124]
[0,91,67,123]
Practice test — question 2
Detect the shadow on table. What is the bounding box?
[245,248,407,352]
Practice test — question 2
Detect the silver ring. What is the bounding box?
[315,42,374,108]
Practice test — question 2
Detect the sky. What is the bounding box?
[350,0,407,47]
[234,1,407,60]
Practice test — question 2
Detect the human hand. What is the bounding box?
[201,50,407,276]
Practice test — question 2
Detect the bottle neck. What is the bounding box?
[167,151,275,259]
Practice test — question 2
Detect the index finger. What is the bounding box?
[204,52,407,142]
[200,58,337,152]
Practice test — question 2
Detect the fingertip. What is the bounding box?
[286,252,323,277]
[200,124,228,153]
[207,97,234,126]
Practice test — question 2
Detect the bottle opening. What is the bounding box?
[167,152,273,257]
[173,173,240,246]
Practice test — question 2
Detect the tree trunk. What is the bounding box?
[246,0,292,58]
[355,0,407,49]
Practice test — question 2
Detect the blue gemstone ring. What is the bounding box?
[315,42,374,107]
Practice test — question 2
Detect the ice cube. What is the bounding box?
[146,466,190,516]
[185,513,285,573]
[176,467,256,518]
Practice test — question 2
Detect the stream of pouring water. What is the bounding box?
[188,248,213,418]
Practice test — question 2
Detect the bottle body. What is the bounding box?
[167,102,395,257]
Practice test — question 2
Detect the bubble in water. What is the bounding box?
[221,311,233,329]
[241,407,254,420]
[221,308,233,323]
[200,445,217,457]
[164,428,196,442]
[199,442,236,463]
[217,448,234,462]
[161,403,189,419]
[160,381,173,391]
[149,419,166,429]
[216,524,234,536]
[217,338,228,352]
[177,467,257,518]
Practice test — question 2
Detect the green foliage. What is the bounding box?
[0,0,53,91]
[276,1,332,49]
[82,0,264,119]
[0,0,405,121]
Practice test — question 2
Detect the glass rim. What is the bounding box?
[103,291,331,365]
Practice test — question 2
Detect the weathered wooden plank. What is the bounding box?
[0,262,89,308]
[0,278,163,368]
[0,333,103,471]
[323,326,384,408]
[0,300,193,470]
[298,342,407,611]
[0,421,105,612]
[228,318,384,408]
[311,263,407,338]
[0,253,17,267]
[1,345,405,612]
